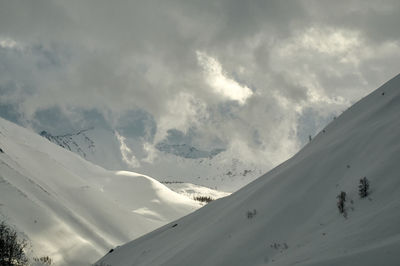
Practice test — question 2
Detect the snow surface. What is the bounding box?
[138,153,265,192]
[0,117,200,265]
[40,127,132,171]
[161,182,230,205]
[40,127,265,192]
[97,74,400,266]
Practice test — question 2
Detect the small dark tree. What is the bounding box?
[246,209,257,219]
[359,177,370,198]
[34,256,52,265]
[337,191,347,216]
[193,196,214,203]
[0,221,28,266]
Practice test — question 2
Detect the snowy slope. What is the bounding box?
[0,117,199,265]
[39,128,130,171]
[97,74,400,266]
[138,152,265,192]
[39,127,264,193]
[161,182,230,204]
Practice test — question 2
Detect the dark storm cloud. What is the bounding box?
[0,0,399,166]
[302,0,400,42]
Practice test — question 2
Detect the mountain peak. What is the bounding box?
[97,75,400,266]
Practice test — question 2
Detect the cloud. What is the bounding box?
[115,131,141,168]
[0,37,21,49]
[196,51,253,104]
[0,0,399,170]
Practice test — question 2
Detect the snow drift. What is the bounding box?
[0,117,199,265]
[97,74,400,266]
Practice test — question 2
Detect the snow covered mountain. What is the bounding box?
[39,127,264,192]
[155,142,224,159]
[39,128,129,171]
[138,151,265,192]
[97,74,400,266]
[0,117,200,265]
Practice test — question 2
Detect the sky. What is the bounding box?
[0,0,399,169]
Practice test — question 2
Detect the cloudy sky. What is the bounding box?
[0,0,399,168]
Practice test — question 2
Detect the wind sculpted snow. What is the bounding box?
[97,74,400,266]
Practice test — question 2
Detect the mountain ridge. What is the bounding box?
[38,127,265,192]
[97,74,400,266]
[0,117,200,265]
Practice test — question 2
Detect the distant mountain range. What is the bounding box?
[155,142,225,159]
[40,128,95,159]
[38,128,265,192]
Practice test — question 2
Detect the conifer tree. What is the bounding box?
[337,191,347,215]
[359,177,370,198]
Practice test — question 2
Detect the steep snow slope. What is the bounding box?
[97,74,400,266]
[0,117,199,265]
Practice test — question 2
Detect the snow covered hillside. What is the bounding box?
[39,128,131,171]
[97,74,400,266]
[39,127,264,193]
[160,182,230,205]
[0,117,200,265]
[138,152,264,192]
